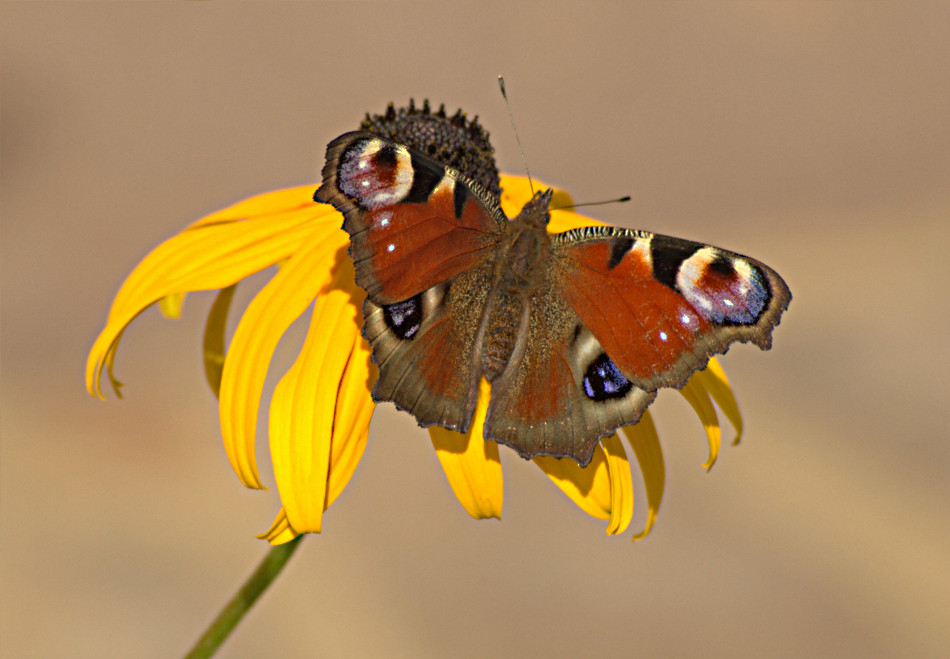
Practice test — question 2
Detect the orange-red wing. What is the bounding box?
[316,132,506,305]
[553,228,790,391]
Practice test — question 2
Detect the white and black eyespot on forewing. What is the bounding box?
[334,137,414,210]
[648,235,787,339]
[674,246,768,325]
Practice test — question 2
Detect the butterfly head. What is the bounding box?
[513,188,553,229]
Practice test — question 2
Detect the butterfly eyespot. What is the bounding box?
[375,144,399,167]
[387,244,395,253]
[336,139,414,210]
[382,295,423,340]
[582,353,633,401]
[709,255,735,276]
[671,248,771,326]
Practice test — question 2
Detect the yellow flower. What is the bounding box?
[86,175,744,544]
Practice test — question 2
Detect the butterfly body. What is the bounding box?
[316,131,790,465]
[478,190,552,378]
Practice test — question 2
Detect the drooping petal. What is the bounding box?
[268,256,363,534]
[86,205,337,399]
[622,410,664,541]
[534,434,633,534]
[678,375,722,471]
[184,185,320,231]
[218,232,349,490]
[258,508,297,545]
[601,434,634,535]
[262,322,374,543]
[326,331,376,508]
[534,448,611,521]
[267,300,344,531]
[693,358,743,445]
[111,205,332,314]
[429,379,503,519]
[534,434,633,535]
[203,285,236,398]
[158,292,185,318]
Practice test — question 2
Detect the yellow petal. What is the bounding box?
[326,332,377,508]
[535,447,612,521]
[203,285,236,398]
[268,256,362,534]
[158,292,185,319]
[496,174,597,234]
[111,205,331,314]
[623,410,664,541]
[429,379,503,519]
[601,434,634,535]
[679,375,722,471]
[499,175,574,219]
[86,204,335,400]
[185,185,321,231]
[218,231,349,490]
[535,434,632,534]
[693,358,744,445]
[547,209,601,234]
[257,507,298,545]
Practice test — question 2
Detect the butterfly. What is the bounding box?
[315,131,791,466]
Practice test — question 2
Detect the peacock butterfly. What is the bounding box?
[315,131,791,466]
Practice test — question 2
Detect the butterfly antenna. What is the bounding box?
[497,75,535,195]
[550,196,632,212]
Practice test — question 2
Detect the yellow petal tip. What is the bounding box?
[258,508,300,544]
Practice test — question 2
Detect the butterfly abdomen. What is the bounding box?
[479,224,551,380]
[480,290,524,380]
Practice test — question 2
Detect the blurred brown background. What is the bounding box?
[2,3,948,658]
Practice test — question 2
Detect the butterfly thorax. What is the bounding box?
[479,193,553,380]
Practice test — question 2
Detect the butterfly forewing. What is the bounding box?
[552,227,791,391]
[317,132,510,431]
[316,131,507,305]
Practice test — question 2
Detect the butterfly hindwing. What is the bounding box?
[316,131,507,305]
[553,227,791,391]
[362,261,496,432]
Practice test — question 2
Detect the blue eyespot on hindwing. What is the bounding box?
[582,353,633,401]
[382,295,423,340]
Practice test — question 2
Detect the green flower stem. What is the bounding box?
[184,535,304,659]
